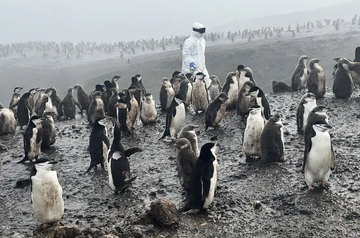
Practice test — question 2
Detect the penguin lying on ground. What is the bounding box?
[30,158,64,226]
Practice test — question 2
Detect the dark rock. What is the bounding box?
[82,227,106,237]
[149,198,179,228]
[33,225,80,238]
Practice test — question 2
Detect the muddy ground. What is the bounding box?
[1,25,360,237]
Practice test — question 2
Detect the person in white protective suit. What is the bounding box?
[181,22,211,87]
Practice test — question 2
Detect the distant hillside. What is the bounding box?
[209,1,360,33]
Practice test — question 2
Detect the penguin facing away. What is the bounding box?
[159,96,186,141]
[174,138,197,192]
[191,72,209,114]
[107,121,141,193]
[178,124,200,158]
[177,74,193,108]
[88,91,106,126]
[340,58,360,85]
[291,55,309,91]
[333,58,354,99]
[243,105,265,160]
[86,117,110,172]
[307,58,326,98]
[30,158,64,225]
[222,72,239,110]
[0,106,17,135]
[296,93,317,134]
[140,93,157,125]
[19,115,43,163]
[160,77,175,112]
[248,86,271,120]
[180,142,218,212]
[74,84,91,115]
[107,87,119,118]
[260,114,285,164]
[303,119,335,189]
[205,92,228,131]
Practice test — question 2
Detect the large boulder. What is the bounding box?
[149,198,179,228]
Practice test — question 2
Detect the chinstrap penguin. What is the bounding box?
[296,93,317,134]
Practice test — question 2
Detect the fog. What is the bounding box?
[0,0,354,43]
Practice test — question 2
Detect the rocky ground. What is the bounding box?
[1,25,360,237]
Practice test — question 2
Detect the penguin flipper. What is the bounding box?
[124,147,142,157]
[330,146,335,170]
[201,164,214,200]
[222,82,230,95]
[262,97,271,120]
[302,136,312,173]
[297,106,304,134]
[274,137,284,160]
[9,100,19,109]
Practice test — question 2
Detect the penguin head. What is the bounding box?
[112,75,121,81]
[12,92,21,98]
[118,92,127,101]
[144,93,153,101]
[14,87,23,93]
[33,158,58,172]
[309,58,321,68]
[217,92,228,103]
[247,86,260,97]
[95,84,105,92]
[303,92,316,103]
[174,138,191,150]
[93,91,103,98]
[131,76,138,84]
[28,88,39,95]
[21,92,31,100]
[135,74,142,81]
[74,84,82,91]
[299,55,309,63]
[312,106,328,120]
[67,87,74,94]
[195,72,206,80]
[104,80,112,90]
[243,81,254,91]
[226,72,237,83]
[162,77,170,85]
[172,71,181,78]
[249,105,261,114]
[210,75,219,84]
[199,142,216,161]
[237,65,245,71]
[30,115,43,125]
[269,114,282,125]
[45,87,56,96]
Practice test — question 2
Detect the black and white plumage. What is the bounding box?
[45,87,61,117]
[205,92,228,130]
[303,119,335,189]
[260,115,285,164]
[10,92,32,129]
[74,84,91,115]
[107,87,119,118]
[28,88,38,110]
[0,106,16,135]
[30,158,64,225]
[177,74,192,107]
[115,92,132,134]
[305,106,329,130]
[174,138,197,192]
[307,58,326,98]
[107,121,141,193]
[41,111,56,149]
[159,96,185,141]
[191,72,209,113]
[128,76,143,106]
[34,88,46,116]
[126,88,139,128]
[237,81,254,117]
[180,142,218,212]
[291,55,309,91]
[248,86,271,120]
[178,124,200,158]
[9,86,22,117]
[88,91,106,126]
[236,65,256,90]
[333,58,354,99]
[140,93,157,125]
[160,77,175,112]
[340,58,360,85]
[86,117,110,172]
[208,75,222,101]
[243,105,264,159]
[296,93,317,134]
[222,72,238,109]
[58,87,81,119]
[19,115,43,163]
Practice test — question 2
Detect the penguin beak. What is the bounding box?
[48,161,58,165]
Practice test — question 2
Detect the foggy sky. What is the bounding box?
[0,0,354,43]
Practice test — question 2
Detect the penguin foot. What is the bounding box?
[321,182,330,189]
[308,185,314,190]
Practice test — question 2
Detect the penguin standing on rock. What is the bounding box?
[140,93,157,125]
[248,86,271,120]
[178,124,200,158]
[260,114,285,164]
[11,92,32,129]
[222,72,238,110]
[58,87,81,119]
[291,55,309,91]
[30,158,64,226]
[205,92,228,130]
[243,105,264,160]
[191,72,209,114]
[159,77,175,112]
[297,93,317,134]
[208,75,222,101]
[74,84,90,115]
[180,142,218,212]
[0,105,17,135]
[19,115,43,163]
[333,58,354,99]
[303,119,335,189]
[86,117,110,172]
[174,138,197,192]
[307,58,326,98]
[237,81,254,117]
[159,96,185,141]
[107,121,141,193]
[88,91,105,126]
[41,111,56,150]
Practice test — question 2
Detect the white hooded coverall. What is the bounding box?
[181,22,211,87]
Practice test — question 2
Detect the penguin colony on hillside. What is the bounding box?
[1,45,360,228]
